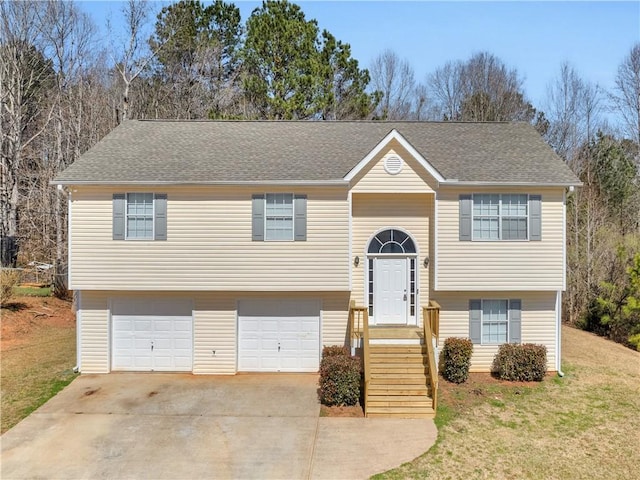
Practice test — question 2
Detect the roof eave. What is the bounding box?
[50,179,350,187]
[440,180,583,188]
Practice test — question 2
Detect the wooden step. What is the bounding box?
[369,345,427,354]
[366,411,435,419]
[368,327,423,340]
[365,407,435,418]
[369,379,428,387]
[370,366,428,375]
[368,385,429,395]
[367,396,431,406]
[369,354,428,366]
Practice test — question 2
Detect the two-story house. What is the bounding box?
[54,121,580,416]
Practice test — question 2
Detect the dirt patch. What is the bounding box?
[1,296,75,351]
[320,404,364,417]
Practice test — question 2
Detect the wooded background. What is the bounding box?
[1,0,638,348]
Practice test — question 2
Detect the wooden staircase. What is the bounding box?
[367,343,434,418]
[349,303,440,419]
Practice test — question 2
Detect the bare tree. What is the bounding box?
[0,0,54,260]
[38,0,97,262]
[545,62,602,167]
[370,49,417,120]
[428,52,535,123]
[611,43,640,149]
[108,0,155,123]
[428,60,464,120]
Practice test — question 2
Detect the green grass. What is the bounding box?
[1,325,77,433]
[13,286,52,297]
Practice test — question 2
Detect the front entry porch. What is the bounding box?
[348,301,440,418]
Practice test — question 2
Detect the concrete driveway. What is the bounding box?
[1,374,437,480]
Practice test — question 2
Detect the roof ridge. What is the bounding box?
[133,119,518,125]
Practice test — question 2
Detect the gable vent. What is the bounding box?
[384,155,403,175]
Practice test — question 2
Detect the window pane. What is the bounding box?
[392,229,408,245]
[473,194,499,216]
[502,195,528,216]
[380,242,404,253]
[502,217,528,240]
[473,218,499,240]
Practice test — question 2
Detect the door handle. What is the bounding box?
[151,341,154,351]
[278,343,281,352]
[403,290,407,301]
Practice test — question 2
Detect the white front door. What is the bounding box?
[374,257,408,325]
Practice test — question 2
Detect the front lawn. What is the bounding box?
[1,295,77,433]
[374,326,640,479]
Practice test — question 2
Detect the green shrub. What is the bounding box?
[319,347,362,406]
[492,343,547,382]
[440,337,473,384]
[0,269,20,307]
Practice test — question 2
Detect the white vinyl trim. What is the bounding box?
[434,192,439,291]
[344,129,445,184]
[67,191,73,289]
[348,191,353,291]
[556,290,561,372]
[76,290,82,372]
[562,190,567,291]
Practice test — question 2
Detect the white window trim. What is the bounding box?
[480,298,510,345]
[472,193,530,242]
[264,192,295,242]
[125,192,155,241]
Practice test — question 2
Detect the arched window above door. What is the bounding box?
[367,229,416,254]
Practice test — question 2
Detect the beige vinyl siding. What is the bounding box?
[192,293,236,374]
[351,193,433,323]
[435,291,557,371]
[350,141,437,193]
[321,292,352,346]
[78,290,350,374]
[436,187,565,291]
[79,291,110,373]
[70,186,349,291]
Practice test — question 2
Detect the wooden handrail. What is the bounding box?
[349,304,370,415]
[423,301,440,412]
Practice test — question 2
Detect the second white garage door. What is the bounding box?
[238,299,320,372]
[112,298,193,372]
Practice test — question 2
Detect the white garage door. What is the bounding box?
[112,298,193,372]
[238,299,320,372]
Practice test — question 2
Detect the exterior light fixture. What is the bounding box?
[354,256,360,267]
[424,256,430,268]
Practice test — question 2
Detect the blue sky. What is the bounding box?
[80,1,639,109]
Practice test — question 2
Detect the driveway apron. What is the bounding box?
[1,374,437,479]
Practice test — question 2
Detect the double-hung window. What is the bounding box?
[460,194,541,241]
[473,194,528,240]
[112,193,167,241]
[469,299,522,345]
[265,193,294,241]
[126,193,154,239]
[252,193,307,241]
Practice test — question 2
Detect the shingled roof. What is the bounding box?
[54,120,580,185]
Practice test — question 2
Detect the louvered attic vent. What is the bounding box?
[384,155,403,175]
